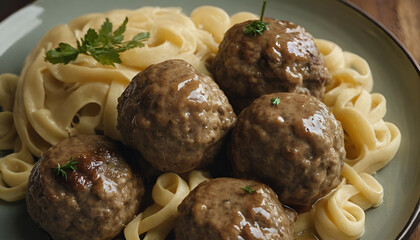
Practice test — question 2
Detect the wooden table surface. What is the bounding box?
[1,0,419,239]
[347,0,420,65]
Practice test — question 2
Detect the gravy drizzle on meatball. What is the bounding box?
[175,178,296,240]
[26,135,144,240]
[117,59,237,173]
[210,18,331,113]
[229,93,345,208]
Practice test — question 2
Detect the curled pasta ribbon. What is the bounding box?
[0,111,16,150]
[0,74,34,202]
[303,163,383,240]
[317,39,373,109]
[342,163,383,209]
[124,173,189,240]
[323,65,373,110]
[191,6,230,43]
[0,139,34,201]
[349,121,400,174]
[0,74,18,150]
[0,73,17,112]
[317,39,372,91]
[190,6,257,43]
[332,52,373,92]
[332,88,401,173]
[118,7,218,73]
[314,183,365,240]
[188,169,211,191]
[315,39,346,73]
[124,171,210,240]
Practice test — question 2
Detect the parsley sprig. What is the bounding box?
[243,0,269,36]
[45,17,149,66]
[241,185,256,194]
[53,157,78,180]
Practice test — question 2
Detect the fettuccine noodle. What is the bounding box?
[0,6,400,240]
[124,170,210,240]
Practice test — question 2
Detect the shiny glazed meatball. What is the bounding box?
[230,93,345,207]
[210,18,330,113]
[117,59,237,173]
[175,178,296,240]
[26,135,144,240]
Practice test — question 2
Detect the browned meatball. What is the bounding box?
[230,93,345,208]
[117,59,237,173]
[26,135,144,240]
[175,178,296,240]
[210,18,330,113]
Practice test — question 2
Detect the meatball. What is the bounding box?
[117,59,236,173]
[230,93,345,207]
[26,135,144,240]
[175,178,296,240]
[210,18,330,113]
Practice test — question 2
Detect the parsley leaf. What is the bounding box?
[244,20,269,36]
[90,47,121,65]
[243,0,269,36]
[53,157,78,181]
[45,17,149,66]
[241,185,256,194]
[113,17,128,42]
[271,97,280,105]
[45,43,79,64]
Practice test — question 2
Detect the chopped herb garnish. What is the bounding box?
[53,157,78,180]
[241,185,256,194]
[243,0,269,36]
[271,97,280,105]
[45,17,149,66]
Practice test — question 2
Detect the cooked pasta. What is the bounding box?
[0,73,35,201]
[0,6,253,202]
[0,73,18,150]
[124,171,210,240]
[0,6,401,240]
[294,39,401,240]
[190,6,258,43]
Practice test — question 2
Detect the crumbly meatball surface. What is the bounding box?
[175,178,296,240]
[26,135,144,240]
[230,93,345,207]
[211,18,330,113]
[117,59,236,173]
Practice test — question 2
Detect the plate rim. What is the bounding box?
[338,1,420,239]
